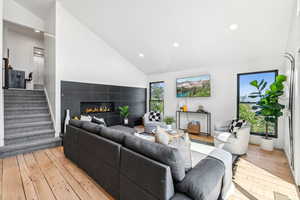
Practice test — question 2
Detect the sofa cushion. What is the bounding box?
[124,135,186,182]
[69,119,84,128]
[175,157,225,200]
[99,126,130,144]
[81,121,102,134]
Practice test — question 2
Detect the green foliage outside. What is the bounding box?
[239,103,275,134]
[150,82,164,113]
[150,101,164,113]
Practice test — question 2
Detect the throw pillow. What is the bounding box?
[229,119,247,136]
[155,126,170,145]
[149,111,161,122]
[91,116,107,127]
[169,133,192,172]
[80,115,92,121]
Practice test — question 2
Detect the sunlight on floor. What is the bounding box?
[229,158,299,200]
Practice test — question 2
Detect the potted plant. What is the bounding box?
[163,116,175,130]
[119,106,129,125]
[249,74,287,151]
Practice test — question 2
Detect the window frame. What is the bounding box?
[237,70,279,138]
[149,81,165,113]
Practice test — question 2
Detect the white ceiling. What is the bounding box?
[13,0,54,20]
[58,1,295,74]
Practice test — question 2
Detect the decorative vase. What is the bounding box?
[260,137,274,151]
[64,109,70,133]
[166,124,172,130]
[124,118,129,125]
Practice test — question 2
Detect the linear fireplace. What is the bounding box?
[80,102,115,114]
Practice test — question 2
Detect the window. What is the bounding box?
[237,70,278,137]
[149,81,165,113]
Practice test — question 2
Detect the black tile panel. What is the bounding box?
[61,81,147,133]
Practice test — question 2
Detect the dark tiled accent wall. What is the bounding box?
[61,81,147,132]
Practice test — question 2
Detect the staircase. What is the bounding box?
[0,89,61,158]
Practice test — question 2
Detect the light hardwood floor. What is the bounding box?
[0,144,299,200]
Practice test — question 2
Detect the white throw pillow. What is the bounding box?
[81,115,92,121]
[155,126,170,145]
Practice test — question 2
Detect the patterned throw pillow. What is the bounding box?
[229,119,247,136]
[149,111,161,122]
[91,116,107,127]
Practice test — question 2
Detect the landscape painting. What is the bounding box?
[176,75,211,97]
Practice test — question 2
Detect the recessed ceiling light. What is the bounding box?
[138,53,144,58]
[34,29,41,33]
[229,24,239,31]
[173,42,180,48]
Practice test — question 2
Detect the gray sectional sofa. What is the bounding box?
[64,120,225,200]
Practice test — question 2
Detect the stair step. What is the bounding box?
[5,114,51,124]
[5,95,46,101]
[5,129,55,145]
[0,137,62,158]
[5,121,53,134]
[5,107,49,115]
[5,102,48,108]
[4,89,45,95]
[5,100,47,104]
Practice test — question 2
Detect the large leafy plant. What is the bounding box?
[249,74,287,139]
[119,106,129,118]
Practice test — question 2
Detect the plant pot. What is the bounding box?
[124,118,129,125]
[166,124,172,130]
[260,137,274,151]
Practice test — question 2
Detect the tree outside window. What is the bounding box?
[237,71,278,137]
[149,82,165,113]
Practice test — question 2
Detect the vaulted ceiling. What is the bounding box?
[22,0,296,74]
[13,0,54,20]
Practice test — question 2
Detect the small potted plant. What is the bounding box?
[119,106,129,125]
[249,74,287,151]
[163,116,175,130]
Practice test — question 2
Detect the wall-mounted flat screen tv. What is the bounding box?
[176,75,211,97]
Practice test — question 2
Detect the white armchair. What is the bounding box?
[143,112,164,133]
[214,120,251,155]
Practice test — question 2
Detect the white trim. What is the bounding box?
[44,88,57,135]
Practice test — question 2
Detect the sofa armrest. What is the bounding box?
[175,157,225,200]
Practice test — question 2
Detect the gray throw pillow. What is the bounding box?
[169,137,192,172]
[81,121,102,134]
[99,126,130,144]
[124,135,186,182]
[69,119,84,128]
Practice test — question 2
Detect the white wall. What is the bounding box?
[3,25,44,77]
[284,0,300,185]
[55,2,147,133]
[43,2,56,135]
[148,62,285,149]
[0,0,4,147]
[3,0,44,31]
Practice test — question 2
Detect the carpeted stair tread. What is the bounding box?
[5,121,52,129]
[5,100,47,104]
[4,129,55,140]
[5,106,49,112]
[2,89,58,158]
[5,113,50,120]
[0,137,62,158]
